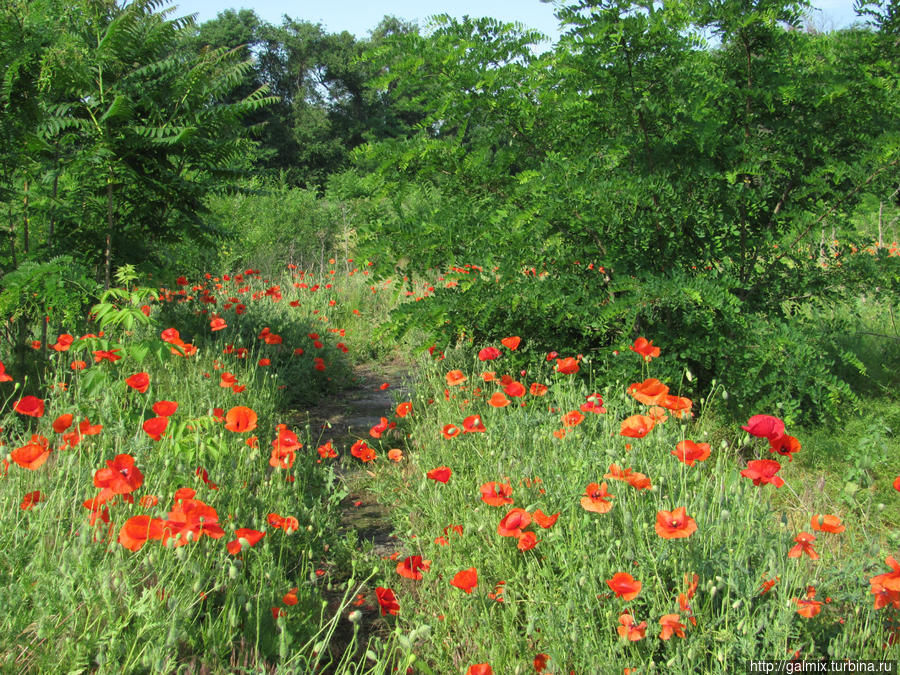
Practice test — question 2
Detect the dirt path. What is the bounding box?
[301,358,414,558]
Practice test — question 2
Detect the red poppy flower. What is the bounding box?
[760,576,779,595]
[501,336,521,350]
[533,654,549,674]
[396,402,412,418]
[70,360,87,371]
[811,514,845,534]
[655,507,697,539]
[517,531,539,551]
[442,424,461,439]
[488,392,510,407]
[283,588,299,606]
[529,382,548,396]
[153,400,178,417]
[580,393,606,413]
[620,415,655,438]
[629,337,660,361]
[661,394,693,417]
[93,349,121,363]
[369,417,391,438]
[672,440,711,466]
[659,614,686,640]
[769,434,801,461]
[318,440,338,459]
[617,612,647,641]
[20,490,44,510]
[446,370,467,386]
[161,327,181,343]
[871,556,900,592]
[227,528,266,555]
[498,508,532,537]
[740,459,785,487]
[125,372,150,393]
[350,439,376,462]
[140,495,159,508]
[607,572,642,601]
[210,316,227,331]
[741,414,786,441]
[792,587,823,618]
[375,586,400,615]
[313,357,326,371]
[894,476,900,492]
[467,665,492,675]
[503,380,526,398]
[396,555,430,580]
[478,347,501,361]
[554,357,579,374]
[562,410,585,428]
[481,481,513,507]
[50,334,74,352]
[451,567,478,594]
[387,448,403,462]
[142,416,169,441]
[224,406,257,433]
[427,466,452,483]
[787,532,819,560]
[161,497,225,547]
[94,454,144,497]
[627,379,670,406]
[462,414,486,433]
[532,509,559,528]
[871,579,900,610]
[581,482,615,513]
[219,372,237,388]
[11,435,51,470]
[119,515,165,551]
[0,360,12,381]
[13,395,44,418]
[53,413,74,433]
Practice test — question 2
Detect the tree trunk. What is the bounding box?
[22,179,30,255]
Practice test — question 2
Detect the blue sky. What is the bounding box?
[169,0,864,41]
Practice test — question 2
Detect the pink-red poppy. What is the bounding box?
[659,614,686,640]
[350,439,376,462]
[20,490,44,510]
[607,572,642,601]
[672,440,711,466]
[446,370,467,386]
[467,665,492,675]
[501,336,521,351]
[94,454,144,499]
[488,392,511,407]
[13,395,44,418]
[811,514,845,534]
[210,316,227,331]
[387,448,403,462]
[396,401,412,418]
[153,400,178,417]
[442,424,461,439]
[478,347,501,361]
[396,555,430,580]
[787,532,819,560]
[627,378,670,406]
[630,337,660,361]
[498,508,532,537]
[740,459,785,487]
[532,509,559,528]
[53,413,74,433]
[125,372,150,393]
[562,410,585,428]
[480,481,513,507]
[11,435,51,470]
[529,382,548,396]
[118,515,166,551]
[462,415,486,433]
[375,586,399,615]
[427,466,452,483]
[517,531,539,551]
[581,482,614,513]
[142,416,169,441]
[227,528,266,555]
[0,360,12,381]
[554,357,579,374]
[580,393,606,413]
[655,507,697,539]
[793,587,823,618]
[617,612,647,641]
[620,415,655,438]
[741,414,786,442]
[451,567,478,594]
[503,380,526,398]
[769,434,801,461]
[93,349,121,363]
[224,406,257,433]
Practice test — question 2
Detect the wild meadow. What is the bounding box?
[3,0,900,673]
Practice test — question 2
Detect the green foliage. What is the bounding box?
[0,255,97,326]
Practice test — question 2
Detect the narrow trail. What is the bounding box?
[301,358,414,559]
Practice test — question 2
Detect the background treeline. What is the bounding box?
[2,0,899,421]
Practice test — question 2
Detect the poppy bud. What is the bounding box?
[348,610,362,624]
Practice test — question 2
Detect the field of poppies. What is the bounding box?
[1,261,899,674]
